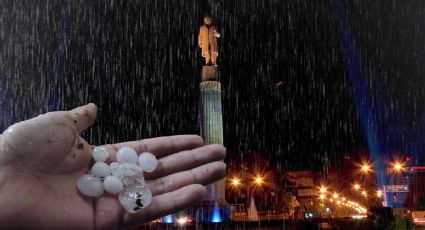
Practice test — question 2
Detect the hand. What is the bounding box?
[0,104,226,230]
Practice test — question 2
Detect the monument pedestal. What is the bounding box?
[202,66,219,81]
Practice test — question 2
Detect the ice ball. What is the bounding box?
[119,184,152,213]
[92,146,109,162]
[117,147,138,163]
[138,152,158,173]
[77,174,104,197]
[91,162,112,178]
[103,176,124,194]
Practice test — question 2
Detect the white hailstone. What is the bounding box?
[91,162,112,178]
[110,162,123,178]
[77,174,104,197]
[121,162,142,177]
[121,177,138,186]
[92,146,109,162]
[138,152,158,173]
[121,175,146,187]
[121,162,144,186]
[103,176,124,194]
[110,162,143,185]
[119,184,152,213]
[116,147,138,163]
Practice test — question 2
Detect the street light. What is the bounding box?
[231,177,241,187]
[361,164,371,173]
[377,190,383,198]
[353,184,360,190]
[392,162,404,173]
[319,186,327,194]
[254,175,264,185]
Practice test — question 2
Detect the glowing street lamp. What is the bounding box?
[361,164,371,173]
[254,175,264,185]
[392,162,404,173]
[319,194,325,200]
[361,191,367,197]
[231,178,241,187]
[333,193,339,199]
[319,186,327,194]
[376,190,383,198]
[353,184,360,190]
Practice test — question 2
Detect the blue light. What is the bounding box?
[211,204,222,223]
[163,214,173,224]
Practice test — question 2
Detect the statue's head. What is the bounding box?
[204,16,212,25]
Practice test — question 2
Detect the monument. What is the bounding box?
[196,15,230,223]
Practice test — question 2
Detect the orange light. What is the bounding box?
[377,190,383,198]
[231,178,240,186]
[393,162,403,172]
[254,176,264,185]
[353,184,360,190]
[319,194,325,200]
[361,164,371,173]
[320,186,327,194]
[333,193,339,199]
[361,191,367,197]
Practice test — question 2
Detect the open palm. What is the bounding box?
[0,104,226,230]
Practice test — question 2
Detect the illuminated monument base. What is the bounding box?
[196,66,231,224]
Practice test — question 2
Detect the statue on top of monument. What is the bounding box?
[198,15,220,66]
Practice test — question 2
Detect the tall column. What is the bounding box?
[200,66,226,203]
[197,66,229,223]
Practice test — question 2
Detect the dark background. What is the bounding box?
[1,0,425,171]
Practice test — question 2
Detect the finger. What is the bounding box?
[67,103,97,133]
[94,195,123,230]
[148,161,226,196]
[103,135,204,162]
[122,184,206,227]
[145,144,226,180]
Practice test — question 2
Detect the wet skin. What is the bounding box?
[0,104,226,230]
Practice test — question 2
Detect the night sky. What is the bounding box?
[1,0,425,171]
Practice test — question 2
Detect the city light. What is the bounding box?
[361,163,371,173]
[353,184,360,190]
[231,178,241,186]
[320,186,327,194]
[177,217,190,225]
[254,175,264,185]
[361,191,367,197]
[352,215,367,219]
[377,190,383,198]
[392,162,404,173]
[319,194,325,200]
[333,193,339,199]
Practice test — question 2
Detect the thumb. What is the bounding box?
[67,103,97,133]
